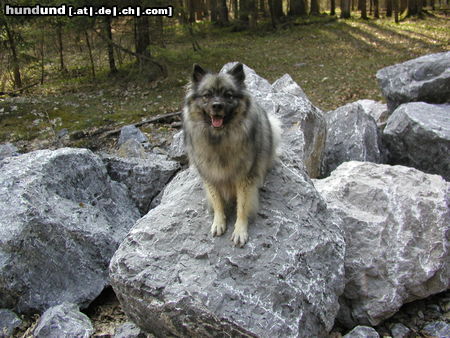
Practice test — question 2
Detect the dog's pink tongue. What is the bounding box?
[211,116,223,128]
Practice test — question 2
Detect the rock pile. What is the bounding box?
[0,54,448,337]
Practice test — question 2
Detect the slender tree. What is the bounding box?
[39,25,45,85]
[2,16,22,88]
[55,21,67,73]
[103,16,117,74]
[84,29,96,79]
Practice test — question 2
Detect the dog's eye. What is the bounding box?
[224,92,234,99]
[202,93,212,99]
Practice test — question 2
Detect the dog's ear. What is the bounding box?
[192,64,207,84]
[227,63,245,85]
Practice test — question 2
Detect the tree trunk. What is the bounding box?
[374,0,380,17]
[188,0,196,22]
[104,16,117,74]
[232,0,239,19]
[259,0,268,16]
[268,0,283,26]
[250,0,258,28]
[3,19,22,89]
[407,0,418,15]
[290,0,308,15]
[84,30,96,79]
[239,0,250,23]
[341,0,352,17]
[394,0,400,21]
[134,16,151,65]
[330,0,337,15]
[310,0,320,15]
[273,0,284,17]
[217,0,229,25]
[40,27,45,85]
[268,0,277,27]
[386,0,393,16]
[210,0,219,23]
[56,22,67,73]
[360,0,368,18]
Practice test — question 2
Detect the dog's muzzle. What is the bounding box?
[210,102,225,128]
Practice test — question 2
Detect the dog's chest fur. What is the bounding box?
[189,126,254,184]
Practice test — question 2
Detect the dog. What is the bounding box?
[183,63,281,247]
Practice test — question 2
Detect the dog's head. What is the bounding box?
[186,63,250,130]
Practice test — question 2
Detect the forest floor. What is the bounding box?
[2,11,450,338]
[1,12,449,152]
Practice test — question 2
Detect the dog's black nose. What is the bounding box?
[212,102,224,111]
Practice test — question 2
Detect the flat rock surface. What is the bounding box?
[110,155,345,337]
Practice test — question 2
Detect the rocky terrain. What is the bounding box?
[0,52,449,337]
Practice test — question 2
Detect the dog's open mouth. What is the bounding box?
[211,116,224,128]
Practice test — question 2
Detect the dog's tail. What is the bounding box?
[268,113,283,161]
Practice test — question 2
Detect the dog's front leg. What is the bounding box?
[205,182,227,237]
[231,180,258,247]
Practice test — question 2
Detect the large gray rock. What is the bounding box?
[321,102,383,177]
[114,322,147,338]
[390,323,411,338]
[168,130,187,164]
[101,153,180,215]
[0,143,19,161]
[0,309,22,337]
[343,326,379,338]
[118,125,149,146]
[33,303,94,338]
[0,148,140,314]
[272,73,308,100]
[116,139,148,159]
[314,161,450,327]
[421,321,450,337]
[376,52,450,112]
[355,99,389,127]
[383,102,450,181]
[110,151,346,337]
[221,62,326,178]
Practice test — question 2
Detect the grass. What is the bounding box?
[0,13,449,150]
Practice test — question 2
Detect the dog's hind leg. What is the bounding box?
[205,182,227,237]
[231,180,258,247]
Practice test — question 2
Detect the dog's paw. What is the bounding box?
[211,217,226,237]
[231,225,248,248]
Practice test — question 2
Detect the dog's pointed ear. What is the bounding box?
[227,63,245,85]
[192,64,207,84]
